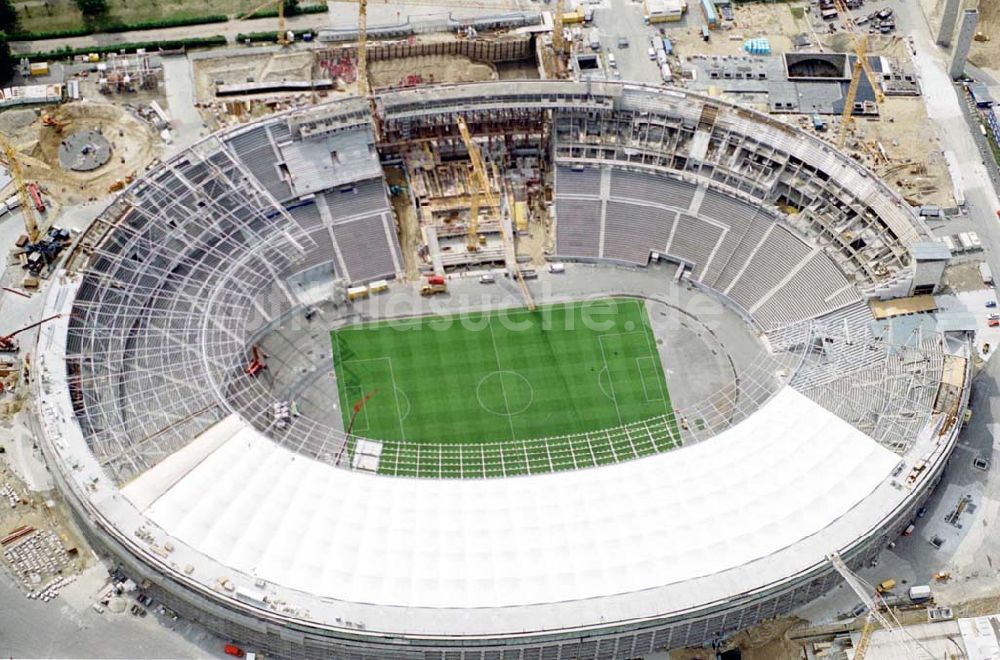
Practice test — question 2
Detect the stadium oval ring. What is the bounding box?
[35,81,971,660]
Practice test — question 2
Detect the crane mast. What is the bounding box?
[0,134,41,244]
[357,0,369,97]
[455,117,535,311]
[238,0,288,46]
[833,0,884,148]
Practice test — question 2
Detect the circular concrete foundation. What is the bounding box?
[58,129,111,172]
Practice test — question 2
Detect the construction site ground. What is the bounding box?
[0,102,162,206]
[850,98,956,209]
[191,48,318,104]
[0,455,94,590]
[369,54,498,90]
[667,1,817,60]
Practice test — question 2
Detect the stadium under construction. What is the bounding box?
[32,80,972,659]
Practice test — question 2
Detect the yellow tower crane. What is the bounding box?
[357,0,370,97]
[553,0,566,54]
[239,0,289,47]
[0,134,40,244]
[455,116,535,311]
[834,0,885,148]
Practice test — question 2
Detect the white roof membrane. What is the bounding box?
[140,387,899,610]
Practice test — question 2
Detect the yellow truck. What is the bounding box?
[420,284,448,297]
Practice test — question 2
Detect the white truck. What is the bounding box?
[981,262,994,287]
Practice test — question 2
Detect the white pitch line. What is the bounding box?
[487,322,518,441]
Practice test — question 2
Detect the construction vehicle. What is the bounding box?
[239,0,290,46]
[420,284,448,297]
[40,113,67,134]
[27,183,45,213]
[245,345,267,377]
[108,175,134,193]
[0,315,62,353]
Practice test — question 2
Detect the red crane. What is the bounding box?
[0,314,62,352]
[336,388,379,466]
[245,345,267,376]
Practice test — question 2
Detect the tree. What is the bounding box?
[75,0,108,17]
[283,0,300,17]
[0,0,18,34]
[0,33,14,86]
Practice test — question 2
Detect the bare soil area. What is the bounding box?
[0,102,161,206]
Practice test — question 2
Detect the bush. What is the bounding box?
[10,27,92,39]
[102,14,228,32]
[243,3,327,19]
[11,14,230,40]
[75,0,108,18]
[23,35,227,61]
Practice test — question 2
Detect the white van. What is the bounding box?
[548,262,566,274]
[647,47,656,60]
[607,53,617,68]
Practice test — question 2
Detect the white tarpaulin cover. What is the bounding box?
[140,386,899,609]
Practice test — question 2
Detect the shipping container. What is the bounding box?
[369,279,389,293]
[347,285,369,300]
[588,28,601,50]
[29,62,49,76]
[562,10,585,23]
[700,0,718,28]
[427,275,446,285]
[908,585,932,603]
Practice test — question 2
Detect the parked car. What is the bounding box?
[987,300,997,308]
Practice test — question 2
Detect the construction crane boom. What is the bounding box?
[0,314,62,352]
[833,0,884,103]
[455,117,535,310]
[357,0,369,96]
[553,0,565,54]
[0,134,41,244]
[827,552,934,660]
[239,0,288,46]
[837,56,864,148]
[833,0,885,148]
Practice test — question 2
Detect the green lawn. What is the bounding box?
[331,297,680,478]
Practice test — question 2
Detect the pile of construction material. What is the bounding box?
[857,7,895,34]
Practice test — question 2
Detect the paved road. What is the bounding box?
[9,1,536,55]
[0,569,227,659]
[593,0,662,85]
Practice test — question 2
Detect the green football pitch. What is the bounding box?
[331,297,679,477]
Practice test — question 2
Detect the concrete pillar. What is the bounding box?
[936,0,961,47]
[949,9,979,79]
